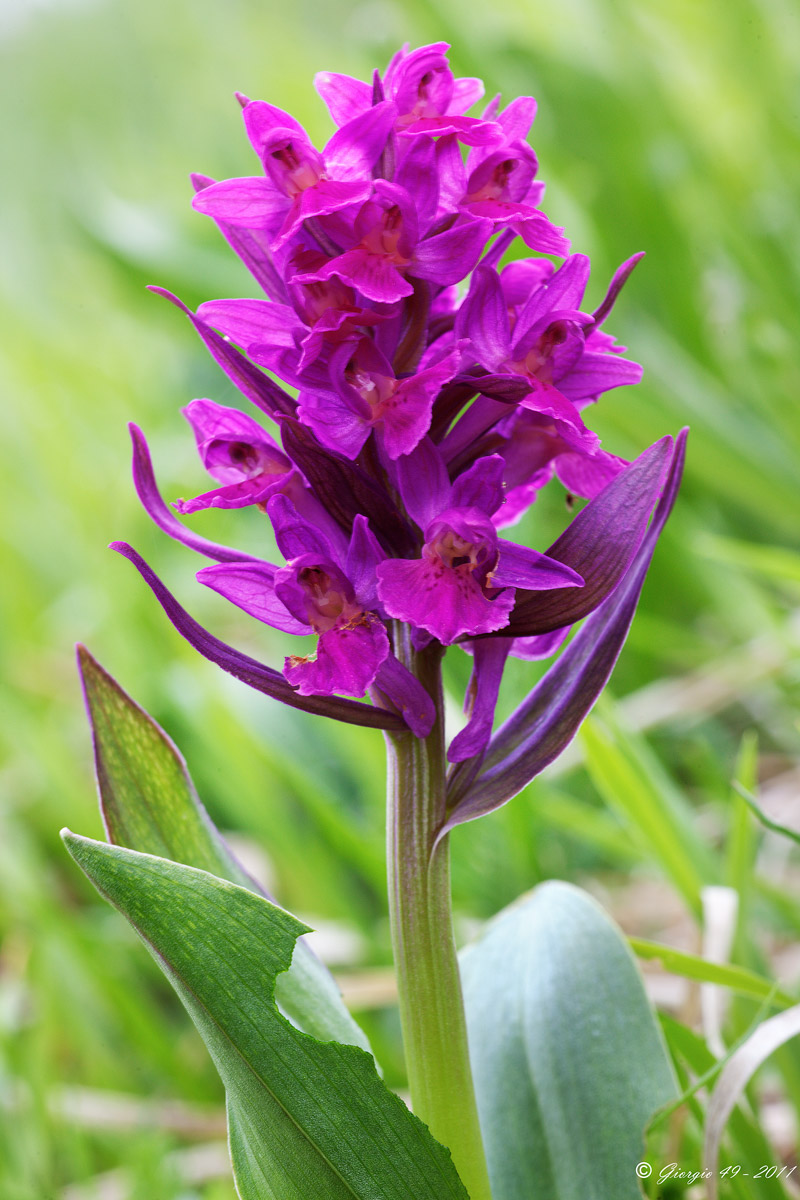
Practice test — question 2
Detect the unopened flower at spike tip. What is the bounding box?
[116,40,683,768]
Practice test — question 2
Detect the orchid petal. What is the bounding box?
[556,352,643,402]
[373,654,436,738]
[497,96,537,141]
[447,640,511,763]
[512,254,591,352]
[324,101,397,180]
[285,617,390,698]
[266,494,335,561]
[380,347,461,459]
[554,450,627,499]
[450,454,506,515]
[297,390,371,461]
[454,265,511,369]
[346,515,386,610]
[377,557,515,644]
[450,76,485,113]
[191,177,290,228]
[395,136,440,233]
[175,474,294,514]
[197,298,303,351]
[297,249,414,304]
[241,100,307,155]
[392,437,451,530]
[314,72,372,126]
[411,219,492,287]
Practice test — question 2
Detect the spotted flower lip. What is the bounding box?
[119,42,683,757]
[375,444,584,645]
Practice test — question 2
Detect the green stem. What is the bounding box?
[384,625,492,1200]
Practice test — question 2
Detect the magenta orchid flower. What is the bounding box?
[316,41,499,145]
[376,444,583,644]
[192,99,398,250]
[298,336,463,460]
[292,181,493,304]
[173,399,299,513]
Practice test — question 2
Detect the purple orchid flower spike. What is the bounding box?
[127,46,677,801]
[95,49,688,1193]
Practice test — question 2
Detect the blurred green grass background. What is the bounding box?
[1,0,800,1195]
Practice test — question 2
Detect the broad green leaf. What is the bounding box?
[461,881,677,1200]
[77,645,370,1052]
[629,938,794,1008]
[62,833,468,1200]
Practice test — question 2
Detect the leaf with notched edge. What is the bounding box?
[62,834,469,1200]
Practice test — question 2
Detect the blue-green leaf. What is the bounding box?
[62,833,469,1200]
[77,644,368,1051]
[461,881,677,1200]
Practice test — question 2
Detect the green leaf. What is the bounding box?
[77,644,370,1052]
[705,1003,800,1200]
[461,881,677,1200]
[695,533,800,586]
[62,832,469,1200]
[659,1016,791,1200]
[629,938,795,1008]
[733,780,800,849]
[580,712,713,913]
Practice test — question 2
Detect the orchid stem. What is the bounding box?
[385,624,492,1200]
